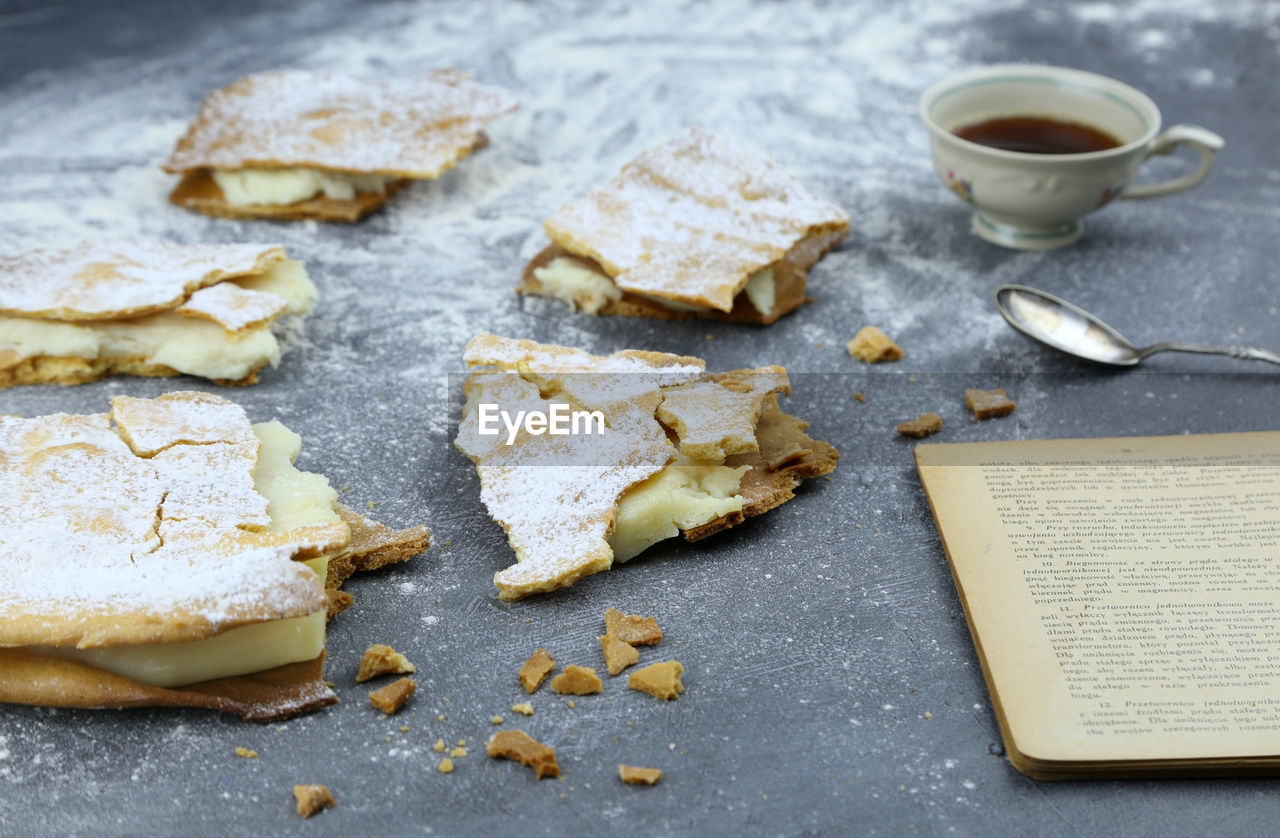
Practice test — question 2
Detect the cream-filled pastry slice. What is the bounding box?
[0,391,430,720]
[518,128,849,324]
[455,334,839,600]
[163,69,518,222]
[0,242,314,387]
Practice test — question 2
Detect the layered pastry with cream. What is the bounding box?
[0,241,314,387]
[454,334,839,600]
[0,391,430,720]
[163,69,518,222]
[519,127,850,324]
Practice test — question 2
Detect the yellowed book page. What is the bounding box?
[915,432,1280,767]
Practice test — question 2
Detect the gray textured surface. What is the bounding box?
[1,0,1279,835]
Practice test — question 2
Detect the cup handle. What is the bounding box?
[1122,124,1225,200]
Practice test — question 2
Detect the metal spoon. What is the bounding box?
[994,285,1280,367]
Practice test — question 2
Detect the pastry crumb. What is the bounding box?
[600,634,640,676]
[568,700,576,708]
[552,665,603,695]
[369,677,415,714]
[433,738,446,752]
[438,758,454,774]
[450,746,468,758]
[629,661,685,700]
[356,644,415,683]
[491,715,504,724]
[847,326,902,363]
[293,784,335,818]
[896,412,943,438]
[604,608,663,645]
[619,765,663,785]
[965,388,1017,419]
[511,702,534,716]
[487,730,560,779]
[518,648,556,694]
[854,391,867,402]
[235,747,258,759]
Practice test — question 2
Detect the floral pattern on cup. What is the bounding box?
[947,170,974,204]
[1097,185,1125,207]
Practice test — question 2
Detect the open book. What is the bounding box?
[914,432,1280,779]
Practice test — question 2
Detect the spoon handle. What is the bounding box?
[1139,342,1280,367]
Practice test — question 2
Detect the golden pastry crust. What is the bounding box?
[550,665,603,695]
[293,784,336,818]
[164,70,516,176]
[618,765,663,785]
[486,730,560,779]
[0,649,336,722]
[356,645,415,683]
[518,648,556,694]
[456,334,839,600]
[600,634,639,676]
[534,127,848,312]
[369,677,416,714]
[628,660,685,700]
[0,241,285,320]
[0,353,263,389]
[604,608,663,646]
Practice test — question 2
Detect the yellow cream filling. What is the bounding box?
[36,420,343,688]
[608,456,749,563]
[533,257,775,316]
[212,168,397,206]
[0,258,314,381]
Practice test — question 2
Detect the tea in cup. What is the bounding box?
[919,64,1224,250]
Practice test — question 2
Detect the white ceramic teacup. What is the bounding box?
[919,65,1224,250]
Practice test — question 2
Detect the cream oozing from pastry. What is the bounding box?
[211,168,398,206]
[0,258,313,382]
[533,257,775,316]
[608,456,749,562]
[33,421,343,688]
[531,258,623,314]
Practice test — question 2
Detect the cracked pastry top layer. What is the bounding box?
[0,241,313,386]
[162,69,518,221]
[454,334,839,600]
[520,127,849,321]
[0,391,346,649]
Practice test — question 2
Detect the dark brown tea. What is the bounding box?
[953,115,1123,154]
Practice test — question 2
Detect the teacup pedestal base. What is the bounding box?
[971,212,1084,251]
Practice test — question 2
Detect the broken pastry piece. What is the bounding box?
[0,241,314,387]
[628,661,685,700]
[163,69,518,222]
[519,127,849,324]
[487,730,560,779]
[619,765,663,785]
[847,326,903,363]
[293,785,336,818]
[897,412,943,438]
[369,677,416,715]
[356,644,415,683]
[604,608,663,646]
[518,648,556,694]
[600,634,640,676]
[455,334,839,600]
[965,388,1017,420]
[0,391,429,721]
[550,665,603,695]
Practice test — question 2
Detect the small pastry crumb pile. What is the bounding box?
[292,785,335,818]
[847,326,903,363]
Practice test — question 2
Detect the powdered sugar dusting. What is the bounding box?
[0,392,330,648]
[164,69,519,177]
[0,241,284,319]
[545,127,849,310]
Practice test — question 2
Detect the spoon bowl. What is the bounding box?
[994,285,1280,368]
